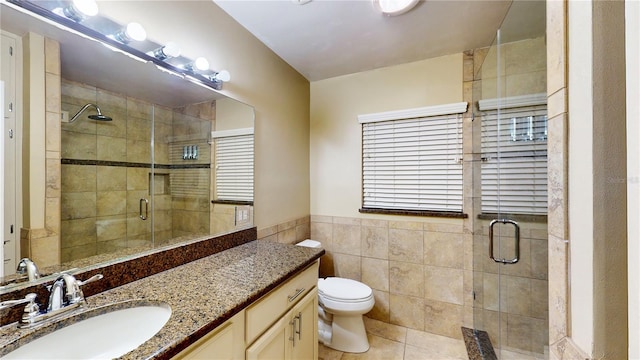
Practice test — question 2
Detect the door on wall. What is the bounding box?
[471,1,549,357]
[1,32,18,276]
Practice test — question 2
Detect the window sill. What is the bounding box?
[477,213,547,223]
[212,200,254,206]
[359,208,468,219]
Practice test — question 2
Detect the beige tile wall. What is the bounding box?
[257,216,311,244]
[59,79,214,261]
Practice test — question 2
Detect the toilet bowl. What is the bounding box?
[296,239,375,353]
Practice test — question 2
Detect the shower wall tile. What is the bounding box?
[506,275,532,317]
[126,190,148,214]
[96,215,127,242]
[62,131,97,159]
[61,244,96,263]
[96,167,126,191]
[61,164,96,192]
[61,218,96,247]
[530,279,549,320]
[97,136,127,162]
[126,168,149,191]
[96,191,127,217]
[126,97,152,119]
[61,192,96,220]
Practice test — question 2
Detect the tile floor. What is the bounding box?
[319,317,548,360]
[318,317,469,360]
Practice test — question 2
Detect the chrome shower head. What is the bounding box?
[69,103,112,123]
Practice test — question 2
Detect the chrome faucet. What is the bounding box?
[47,273,103,311]
[16,258,40,281]
[0,273,103,328]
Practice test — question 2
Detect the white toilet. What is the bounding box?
[296,239,375,353]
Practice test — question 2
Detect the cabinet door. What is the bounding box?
[246,315,289,360]
[174,311,245,360]
[288,289,318,360]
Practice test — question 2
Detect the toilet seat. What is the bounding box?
[318,277,373,302]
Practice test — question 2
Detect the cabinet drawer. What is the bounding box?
[246,262,318,344]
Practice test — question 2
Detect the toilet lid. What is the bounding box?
[318,277,372,301]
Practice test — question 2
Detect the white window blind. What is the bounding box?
[361,113,463,212]
[213,128,254,202]
[481,105,548,214]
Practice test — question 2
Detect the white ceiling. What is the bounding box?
[213,0,544,81]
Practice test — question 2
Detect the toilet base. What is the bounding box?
[325,314,369,353]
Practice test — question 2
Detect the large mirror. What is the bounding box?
[0,1,254,291]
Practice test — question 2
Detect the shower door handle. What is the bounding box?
[139,198,149,220]
[489,219,520,264]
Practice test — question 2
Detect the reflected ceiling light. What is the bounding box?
[112,22,147,43]
[373,0,419,16]
[148,42,181,60]
[53,0,98,22]
[183,57,209,73]
[209,70,231,83]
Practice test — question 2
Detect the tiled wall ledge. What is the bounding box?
[0,227,257,327]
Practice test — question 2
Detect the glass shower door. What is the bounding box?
[472,1,549,358]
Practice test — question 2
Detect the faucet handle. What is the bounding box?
[0,293,37,310]
[77,274,103,287]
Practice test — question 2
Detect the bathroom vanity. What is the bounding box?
[0,240,324,359]
[176,262,319,360]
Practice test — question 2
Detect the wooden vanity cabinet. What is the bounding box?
[173,262,319,360]
[246,289,317,360]
[173,311,245,360]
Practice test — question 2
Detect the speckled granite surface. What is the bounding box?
[0,240,324,359]
[462,326,497,360]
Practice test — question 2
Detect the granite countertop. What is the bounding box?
[0,240,324,359]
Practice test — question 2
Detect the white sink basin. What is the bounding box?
[4,302,171,359]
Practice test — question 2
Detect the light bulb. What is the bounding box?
[373,0,419,16]
[113,22,147,43]
[212,70,231,82]
[194,57,209,71]
[54,0,98,22]
[72,0,98,17]
[148,42,181,60]
[125,23,146,42]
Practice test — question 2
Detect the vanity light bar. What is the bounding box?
[7,0,230,91]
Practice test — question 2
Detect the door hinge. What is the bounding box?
[472,291,476,301]
[10,224,14,234]
[9,46,13,56]
[8,102,13,113]
[8,129,13,139]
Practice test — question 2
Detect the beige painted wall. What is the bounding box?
[98,1,310,231]
[310,54,462,219]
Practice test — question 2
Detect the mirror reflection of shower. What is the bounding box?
[68,103,112,123]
